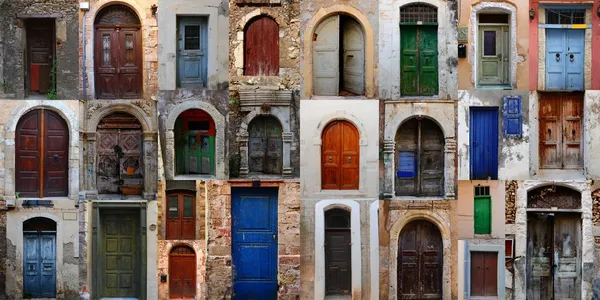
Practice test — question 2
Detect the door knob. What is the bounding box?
[497,53,502,59]
[348,157,352,163]
[328,156,332,162]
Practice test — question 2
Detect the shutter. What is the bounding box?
[397,152,416,177]
[474,196,491,234]
[503,95,522,138]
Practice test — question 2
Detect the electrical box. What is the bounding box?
[160,274,167,283]
[458,44,467,58]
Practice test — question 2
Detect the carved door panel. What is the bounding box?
[97,129,120,193]
[539,93,582,169]
[97,127,142,194]
[27,19,54,93]
[245,17,279,76]
[322,120,359,190]
[249,116,282,175]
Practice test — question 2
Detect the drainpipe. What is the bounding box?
[80,2,89,100]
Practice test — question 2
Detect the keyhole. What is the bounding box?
[548,128,551,138]
[328,156,332,162]
[572,129,576,137]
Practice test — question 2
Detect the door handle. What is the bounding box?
[556,53,560,61]
[328,156,332,162]
[273,234,277,240]
[497,53,502,59]
[347,54,354,58]
[348,156,352,163]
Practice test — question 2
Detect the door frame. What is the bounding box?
[24,18,56,98]
[463,243,505,299]
[91,202,147,300]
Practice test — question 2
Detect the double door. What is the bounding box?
[23,233,56,298]
[546,29,584,90]
[97,128,143,194]
[539,93,582,169]
[401,25,438,95]
[321,120,359,190]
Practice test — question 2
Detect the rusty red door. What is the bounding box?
[16,110,68,198]
[169,246,196,299]
[398,220,442,299]
[166,192,196,240]
[470,252,498,296]
[539,93,582,169]
[27,19,54,94]
[321,120,359,190]
[245,17,279,76]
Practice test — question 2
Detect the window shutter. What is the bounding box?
[397,151,416,178]
[503,95,522,138]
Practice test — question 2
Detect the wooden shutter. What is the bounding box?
[503,96,522,138]
[474,195,491,234]
[245,17,279,76]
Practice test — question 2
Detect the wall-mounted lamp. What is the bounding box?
[151,4,158,16]
[529,9,535,20]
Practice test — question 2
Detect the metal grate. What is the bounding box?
[546,8,585,24]
[400,3,438,23]
[475,185,490,196]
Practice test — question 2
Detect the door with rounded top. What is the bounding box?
[321,120,359,190]
[245,16,279,76]
[169,246,196,299]
[248,116,283,175]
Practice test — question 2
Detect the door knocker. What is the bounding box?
[348,156,352,163]
[328,156,332,162]
[53,154,59,163]
[569,53,574,62]
[556,53,560,61]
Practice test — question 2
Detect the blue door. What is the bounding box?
[232,187,278,300]
[23,233,56,298]
[546,29,584,90]
[178,17,208,88]
[470,107,499,180]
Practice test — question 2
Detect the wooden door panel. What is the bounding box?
[325,230,351,294]
[395,119,418,196]
[418,26,438,95]
[401,26,418,96]
[97,130,120,194]
[341,17,364,95]
[565,30,584,90]
[527,214,554,300]
[322,121,359,190]
[95,29,119,99]
[43,111,68,197]
[554,215,581,300]
[479,26,505,85]
[562,97,582,169]
[483,252,498,296]
[27,20,53,93]
[340,122,359,190]
[539,94,582,169]
[16,110,41,197]
[245,17,279,76]
[546,29,566,90]
[322,121,342,189]
[420,120,444,196]
[101,213,138,297]
[470,108,499,179]
[313,15,340,96]
[249,117,282,175]
[118,29,141,99]
[169,255,196,299]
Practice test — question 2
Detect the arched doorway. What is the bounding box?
[321,120,359,190]
[313,14,364,96]
[245,16,279,76]
[325,208,351,295]
[248,116,282,175]
[174,109,216,176]
[395,118,444,196]
[526,185,581,299]
[169,246,196,299]
[94,4,142,99]
[23,217,56,298]
[398,220,442,299]
[97,112,143,195]
[16,109,69,198]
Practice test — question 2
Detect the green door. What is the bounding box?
[478,25,509,86]
[100,212,139,297]
[184,131,215,175]
[474,195,491,234]
[400,25,438,96]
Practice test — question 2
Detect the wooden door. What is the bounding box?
[400,25,438,96]
[478,25,508,85]
[166,193,195,240]
[245,17,279,76]
[321,120,359,190]
[474,195,491,234]
[341,17,364,95]
[100,212,138,297]
[553,214,581,300]
[325,209,351,295]
[232,188,278,300]
[313,15,339,96]
[539,93,582,169]
[249,116,283,175]
[469,107,499,180]
[398,220,443,299]
[16,110,68,198]
[169,246,196,299]
[27,19,54,94]
[546,29,584,90]
[470,252,498,296]
[23,233,56,298]
[178,17,208,88]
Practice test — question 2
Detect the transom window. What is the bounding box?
[545,8,585,24]
[400,3,438,24]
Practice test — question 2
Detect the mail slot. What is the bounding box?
[458,44,467,58]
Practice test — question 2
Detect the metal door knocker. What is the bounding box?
[556,53,560,61]
[570,53,574,62]
[53,154,59,163]
[348,156,352,163]
[328,156,332,162]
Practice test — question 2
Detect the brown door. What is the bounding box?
[166,193,196,240]
[27,19,54,94]
[248,116,283,175]
[169,246,196,299]
[470,252,498,296]
[16,110,68,198]
[398,220,442,299]
[539,93,582,169]
[321,120,359,190]
[325,208,351,295]
[244,17,279,76]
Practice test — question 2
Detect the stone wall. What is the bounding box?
[506,180,517,224]
[593,189,600,226]
[0,199,5,299]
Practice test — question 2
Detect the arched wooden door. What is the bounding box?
[23,217,56,298]
[248,116,282,174]
[16,109,68,198]
[245,17,279,76]
[321,120,359,190]
[169,246,196,299]
[325,208,351,295]
[94,4,142,99]
[395,118,444,197]
[398,220,442,299]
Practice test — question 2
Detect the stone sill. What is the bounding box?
[174,174,218,180]
[532,169,586,181]
[475,85,513,90]
[310,95,371,100]
[384,99,456,104]
[387,196,448,201]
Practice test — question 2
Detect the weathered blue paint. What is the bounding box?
[23,233,56,298]
[232,187,278,300]
[178,17,208,88]
[545,29,584,90]
[397,151,416,178]
[503,95,522,138]
[470,107,499,180]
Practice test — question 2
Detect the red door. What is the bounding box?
[169,246,196,299]
[321,120,359,190]
[27,19,54,94]
[166,193,196,240]
[244,17,279,76]
[470,252,498,296]
[16,110,68,198]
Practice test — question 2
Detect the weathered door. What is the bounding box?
[539,93,582,169]
[27,19,54,94]
[248,116,283,174]
[23,233,56,298]
[469,107,499,180]
[400,25,438,96]
[169,246,196,299]
[321,120,359,190]
[398,220,443,299]
[395,118,444,196]
[175,110,216,176]
[325,209,351,295]
[100,211,139,297]
[313,15,339,96]
[178,17,208,88]
[470,252,498,296]
[166,193,195,240]
[94,5,142,99]
[341,17,364,95]
[16,109,69,198]
[245,17,279,76]
[232,188,278,300]
[546,29,584,90]
[478,25,508,85]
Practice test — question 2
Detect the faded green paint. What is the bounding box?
[400,25,438,96]
[478,25,509,86]
[474,196,491,234]
[175,118,215,175]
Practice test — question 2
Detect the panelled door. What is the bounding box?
[398,220,443,300]
[248,116,283,174]
[470,252,498,296]
[169,246,196,299]
[325,209,352,295]
[313,15,340,96]
[27,19,54,94]
[97,123,143,194]
[527,213,581,300]
[16,109,69,198]
[245,17,279,76]
[469,107,499,180]
[23,233,56,298]
[400,25,438,96]
[321,120,359,190]
[341,17,365,95]
[545,29,584,91]
[539,93,582,169]
[178,17,208,88]
[166,192,195,240]
[478,25,509,85]
[184,129,215,175]
[232,188,278,300]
